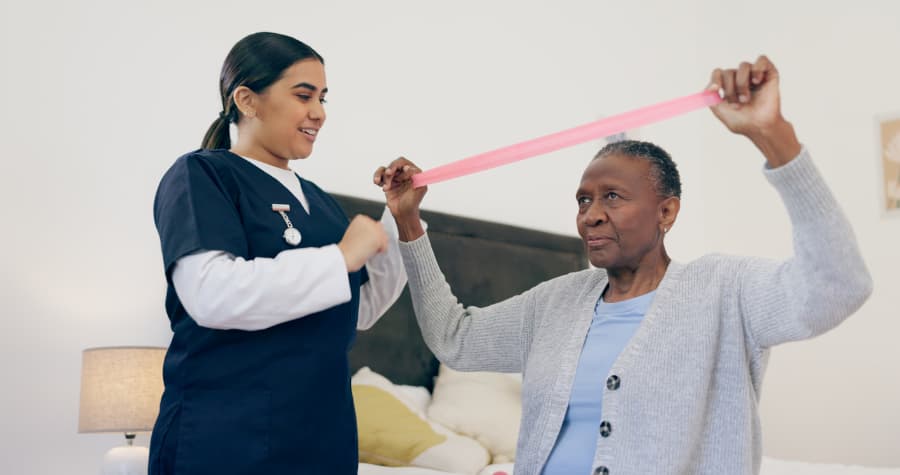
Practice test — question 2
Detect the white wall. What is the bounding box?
[0,1,896,473]
[697,1,900,466]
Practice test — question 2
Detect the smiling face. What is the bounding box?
[575,153,678,270]
[234,58,327,165]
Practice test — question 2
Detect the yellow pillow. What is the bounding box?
[352,367,490,475]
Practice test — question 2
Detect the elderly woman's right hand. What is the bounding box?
[707,55,802,168]
[373,157,428,241]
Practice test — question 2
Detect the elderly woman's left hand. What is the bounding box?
[374,157,428,241]
[708,56,802,167]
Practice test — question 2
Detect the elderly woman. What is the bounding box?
[374,56,872,475]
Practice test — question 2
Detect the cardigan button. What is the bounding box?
[599,420,612,437]
[606,374,620,390]
[594,466,609,475]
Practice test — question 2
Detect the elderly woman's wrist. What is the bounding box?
[748,119,802,168]
[396,213,425,242]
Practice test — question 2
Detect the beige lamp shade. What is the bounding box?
[78,346,166,433]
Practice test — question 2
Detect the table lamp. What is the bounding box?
[78,346,166,475]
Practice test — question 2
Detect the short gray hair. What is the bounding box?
[593,140,682,198]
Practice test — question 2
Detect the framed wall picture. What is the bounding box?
[878,114,900,215]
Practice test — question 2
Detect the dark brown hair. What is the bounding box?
[202,32,324,149]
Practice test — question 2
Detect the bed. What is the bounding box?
[336,194,899,475]
[358,459,900,475]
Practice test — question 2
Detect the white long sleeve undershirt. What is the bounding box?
[170,156,407,331]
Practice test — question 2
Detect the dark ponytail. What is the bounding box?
[201,32,325,150]
[202,112,233,150]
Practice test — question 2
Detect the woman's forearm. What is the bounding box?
[747,118,803,168]
[396,213,426,242]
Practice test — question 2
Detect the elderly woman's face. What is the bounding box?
[576,154,666,269]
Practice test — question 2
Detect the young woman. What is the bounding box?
[376,56,872,475]
[149,32,405,474]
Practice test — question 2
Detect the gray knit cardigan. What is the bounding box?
[398,149,872,475]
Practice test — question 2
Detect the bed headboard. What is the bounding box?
[334,194,587,391]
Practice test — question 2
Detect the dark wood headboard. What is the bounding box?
[335,194,587,391]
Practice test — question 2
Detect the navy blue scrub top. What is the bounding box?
[149,149,369,475]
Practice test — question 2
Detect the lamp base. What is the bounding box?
[101,444,148,475]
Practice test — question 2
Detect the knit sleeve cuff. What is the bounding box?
[763,146,840,224]
[398,232,446,289]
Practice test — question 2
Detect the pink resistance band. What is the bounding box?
[411,90,722,188]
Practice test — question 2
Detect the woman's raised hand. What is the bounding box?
[374,157,428,241]
[708,55,802,167]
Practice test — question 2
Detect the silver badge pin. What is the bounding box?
[272,204,301,246]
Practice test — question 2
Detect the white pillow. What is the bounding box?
[395,384,432,414]
[427,365,522,463]
[352,367,490,475]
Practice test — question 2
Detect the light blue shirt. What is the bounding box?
[542,290,655,475]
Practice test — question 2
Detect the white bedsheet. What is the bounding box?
[358,463,512,475]
[760,457,900,474]
[361,458,900,475]
[358,464,463,475]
